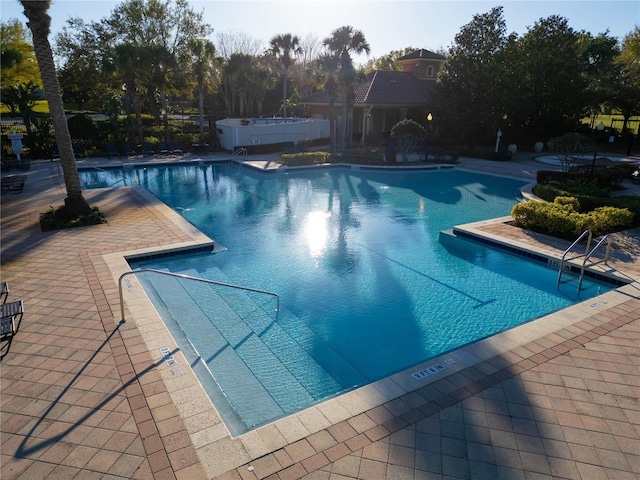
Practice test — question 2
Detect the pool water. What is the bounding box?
[82,164,609,434]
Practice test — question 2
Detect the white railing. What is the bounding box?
[118,268,280,322]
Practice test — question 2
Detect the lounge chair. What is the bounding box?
[167,140,183,154]
[1,175,27,194]
[106,142,120,158]
[0,299,23,361]
[156,142,170,154]
[1,282,8,304]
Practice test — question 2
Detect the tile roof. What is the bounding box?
[301,71,436,106]
[397,48,445,61]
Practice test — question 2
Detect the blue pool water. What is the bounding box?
[81,164,610,434]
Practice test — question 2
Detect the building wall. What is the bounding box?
[216,118,330,150]
[399,60,441,79]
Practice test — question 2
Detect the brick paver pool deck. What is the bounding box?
[1,152,639,480]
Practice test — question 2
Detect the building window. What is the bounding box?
[426,65,434,77]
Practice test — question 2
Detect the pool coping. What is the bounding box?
[99,180,640,478]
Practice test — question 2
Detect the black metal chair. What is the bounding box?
[0,293,23,361]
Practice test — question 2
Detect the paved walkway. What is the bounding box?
[1,152,639,480]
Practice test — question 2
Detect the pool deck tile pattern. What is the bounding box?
[1,152,639,480]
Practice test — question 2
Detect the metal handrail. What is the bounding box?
[556,230,592,288]
[577,235,612,291]
[118,268,280,322]
[232,147,247,157]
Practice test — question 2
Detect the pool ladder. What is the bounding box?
[118,269,280,322]
[556,230,612,294]
[231,147,248,163]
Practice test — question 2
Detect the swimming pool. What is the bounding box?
[82,163,610,434]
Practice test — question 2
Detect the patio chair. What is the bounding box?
[1,175,27,194]
[1,282,8,304]
[156,142,170,154]
[0,299,23,361]
[168,140,183,154]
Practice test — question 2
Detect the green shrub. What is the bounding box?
[330,149,385,165]
[554,196,581,210]
[279,151,330,166]
[511,197,633,239]
[555,177,610,197]
[532,183,565,201]
[531,183,640,228]
[587,206,634,235]
[40,205,106,231]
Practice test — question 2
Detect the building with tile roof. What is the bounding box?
[300,49,445,144]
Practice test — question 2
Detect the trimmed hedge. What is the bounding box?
[532,184,640,228]
[279,151,330,166]
[279,149,385,166]
[511,197,634,239]
[536,168,633,190]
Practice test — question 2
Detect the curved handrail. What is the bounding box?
[232,147,247,157]
[577,235,612,291]
[118,268,280,322]
[556,230,592,287]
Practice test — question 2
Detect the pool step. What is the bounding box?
[138,263,359,430]
[139,270,287,430]
[201,257,368,389]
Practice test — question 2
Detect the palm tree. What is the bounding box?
[268,33,302,118]
[107,43,145,144]
[189,38,219,144]
[316,53,340,153]
[323,26,370,151]
[20,0,91,217]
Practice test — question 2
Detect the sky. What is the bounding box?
[2,0,639,62]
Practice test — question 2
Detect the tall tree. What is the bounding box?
[577,31,620,125]
[1,20,40,88]
[20,0,91,216]
[105,0,211,132]
[510,15,585,138]
[1,19,42,129]
[433,7,510,146]
[215,30,263,58]
[219,53,254,116]
[107,43,146,143]
[268,33,302,117]
[315,53,340,153]
[55,17,119,113]
[189,38,219,143]
[611,27,640,153]
[323,25,370,151]
[55,0,213,138]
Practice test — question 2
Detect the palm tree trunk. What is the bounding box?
[341,99,348,153]
[282,73,288,118]
[21,0,91,216]
[132,88,143,145]
[198,86,205,144]
[329,99,336,154]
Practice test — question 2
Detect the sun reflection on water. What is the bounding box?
[304,210,331,258]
